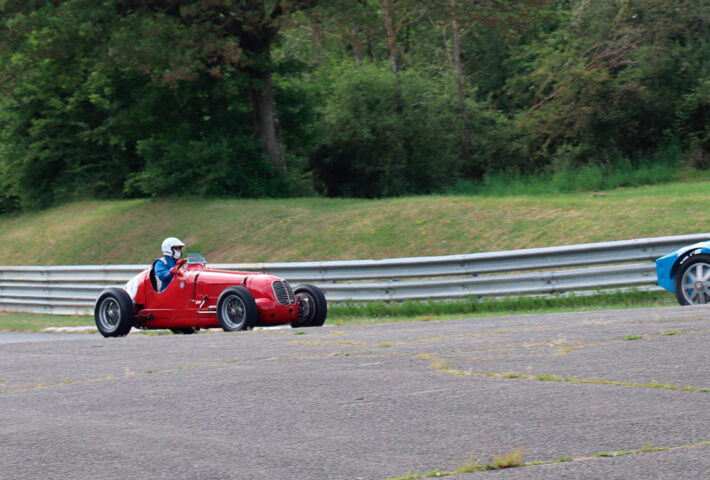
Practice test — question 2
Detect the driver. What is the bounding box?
[154,237,186,292]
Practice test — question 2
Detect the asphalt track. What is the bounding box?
[2,305,709,480]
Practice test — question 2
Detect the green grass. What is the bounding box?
[0,312,93,332]
[446,163,710,196]
[327,290,676,325]
[2,176,710,266]
[0,289,677,332]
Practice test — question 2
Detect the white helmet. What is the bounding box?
[161,237,185,259]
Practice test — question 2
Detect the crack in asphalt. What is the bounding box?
[383,441,710,479]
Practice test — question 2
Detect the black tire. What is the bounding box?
[94,288,134,338]
[217,287,258,332]
[291,284,327,328]
[170,328,200,335]
[674,254,710,305]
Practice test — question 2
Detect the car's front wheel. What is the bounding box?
[94,288,134,337]
[217,287,258,331]
[674,254,710,305]
[291,284,327,328]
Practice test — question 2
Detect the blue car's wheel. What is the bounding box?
[674,254,710,305]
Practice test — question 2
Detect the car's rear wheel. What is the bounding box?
[291,284,327,328]
[674,254,710,305]
[217,287,258,331]
[94,288,134,337]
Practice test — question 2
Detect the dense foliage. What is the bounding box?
[0,0,709,211]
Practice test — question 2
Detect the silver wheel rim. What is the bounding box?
[680,261,710,304]
[296,293,314,323]
[98,297,120,332]
[221,295,247,330]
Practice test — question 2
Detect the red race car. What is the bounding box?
[94,254,327,337]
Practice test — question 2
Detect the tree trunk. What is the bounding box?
[383,0,404,113]
[308,14,328,68]
[350,25,363,65]
[450,0,471,157]
[248,66,287,176]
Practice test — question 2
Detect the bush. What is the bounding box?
[308,64,462,197]
[126,133,289,198]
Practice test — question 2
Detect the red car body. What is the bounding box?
[132,264,298,329]
[94,254,327,337]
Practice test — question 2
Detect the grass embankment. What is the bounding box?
[1,177,707,331]
[2,178,710,266]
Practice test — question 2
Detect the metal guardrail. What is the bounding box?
[1,233,708,315]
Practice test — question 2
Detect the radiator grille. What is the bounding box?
[272,281,296,305]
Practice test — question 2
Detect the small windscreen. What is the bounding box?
[186,253,207,265]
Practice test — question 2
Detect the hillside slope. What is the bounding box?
[1,181,708,266]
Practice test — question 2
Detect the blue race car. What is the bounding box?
[656,241,710,305]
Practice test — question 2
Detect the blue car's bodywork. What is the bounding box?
[656,240,710,296]
[656,242,710,293]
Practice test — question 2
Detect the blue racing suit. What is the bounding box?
[154,256,177,292]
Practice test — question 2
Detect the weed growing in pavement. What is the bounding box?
[388,472,420,480]
[661,329,689,336]
[596,445,669,457]
[526,457,572,466]
[423,355,710,392]
[385,450,523,479]
[622,335,643,341]
[491,448,525,469]
[451,455,483,473]
[1,359,248,395]
[386,442,710,480]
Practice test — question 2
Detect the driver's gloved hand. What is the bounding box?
[170,258,187,276]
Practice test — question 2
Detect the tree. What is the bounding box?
[0,0,319,210]
[0,0,138,210]
[117,0,322,175]
[285,1,382,66]
[512,0,710,168]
